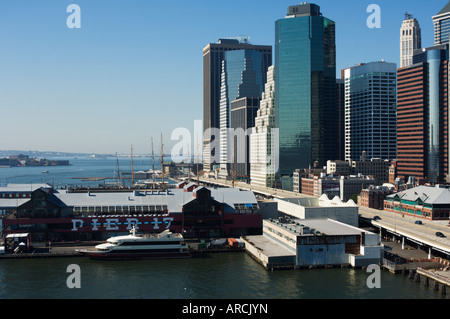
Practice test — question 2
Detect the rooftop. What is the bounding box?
[44,187,260,213]
[436,1,450,16]
[386,185,450,204]
[266,218,363,237]
[278,194,357,208]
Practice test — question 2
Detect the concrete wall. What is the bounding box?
[296,244,349,266]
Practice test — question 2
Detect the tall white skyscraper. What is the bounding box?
[400,13,421,68]
[344,61,397,162]
[250,65,279,188]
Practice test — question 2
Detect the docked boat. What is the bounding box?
[77,227,191,260]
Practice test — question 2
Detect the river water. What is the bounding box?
[0,156,448,300]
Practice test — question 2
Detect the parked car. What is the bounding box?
[436,232,445,238]
[415,220,423,225]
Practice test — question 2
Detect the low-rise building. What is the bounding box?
[2,186,262,242]
[242,218,383,269]
[358,185,395,210]
[300,174,376,201]
[384,185,450,220]
[275,194,359,227]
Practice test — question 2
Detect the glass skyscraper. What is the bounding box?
[275,3,337,189]
[433,1,450,45]
[219,49,266,178]
[203,39,272,173]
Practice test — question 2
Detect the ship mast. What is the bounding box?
[196,134,200,184]
[151,137,155,190]
[160,134,164,191]
[131,144,134,188]
[115,152,121,188]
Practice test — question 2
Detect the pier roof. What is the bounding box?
[50,187,259,213]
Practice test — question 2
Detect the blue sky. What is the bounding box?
[0,0,444,154]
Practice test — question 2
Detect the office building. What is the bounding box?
[250,65,279,188]
[203,38,272,173]
[384,185,450,220]
[400,13,422,68]
[229,97,260,181]
[275,3,337,189]
[397,44,449,184]
[343,61,397,162]
[219,49,267,179]
[242,217,383,269]
[433,1,450,45]
[336,79,346,161]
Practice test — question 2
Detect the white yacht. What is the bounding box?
[77,227,191,260]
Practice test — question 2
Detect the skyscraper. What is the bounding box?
[400,13,421,68]
[343,61,397,162]
[203,38,272,173]
[218,49,266,179]
[250,65,279,188]
[433,1,450,45]
[397,44,449,184]
[275,3,337,189]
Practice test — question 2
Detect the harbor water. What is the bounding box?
[0,156,448,300]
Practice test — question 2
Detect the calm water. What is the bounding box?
[0,157,448,300]
[0,253,447,299]
[0,156,162,188]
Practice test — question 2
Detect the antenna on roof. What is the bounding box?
[405,12,413,20]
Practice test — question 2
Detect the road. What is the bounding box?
[199,176,450,256]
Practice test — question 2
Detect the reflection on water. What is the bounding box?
[0,253,447,299]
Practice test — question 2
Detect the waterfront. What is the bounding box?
[0,155,163,188]
[0,156,449,300]
[0,253,448,299]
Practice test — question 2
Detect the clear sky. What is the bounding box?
[0,0,444,155]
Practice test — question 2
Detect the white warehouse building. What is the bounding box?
[274,194,359,227]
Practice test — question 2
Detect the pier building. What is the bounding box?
[242,218,383,269]
[1,185,262,242]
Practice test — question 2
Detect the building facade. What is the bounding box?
[400,13,422,68]
[2,186,262,242]
[384,185,450,220]
[203,38,272,173]
[250,65,279,188]
[275,3,337,189]
[397,44,449,184]
[359,185,395,210]
[343,61,397,162]
[433,2,450,45]
[219,49,266,179]
[242,218,383,269]
[230,97,260,181]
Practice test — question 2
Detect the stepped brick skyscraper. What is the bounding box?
[343,61,397,162]
[400,13,421,68]
[203,38,272,173]
[397,44,449,184]
[275,3,337,189]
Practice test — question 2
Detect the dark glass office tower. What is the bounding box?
[203,39,272,172]
[275,3,337,189]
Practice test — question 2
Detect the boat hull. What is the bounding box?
[78,250,191,261]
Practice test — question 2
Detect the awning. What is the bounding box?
[6,233,29,238]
